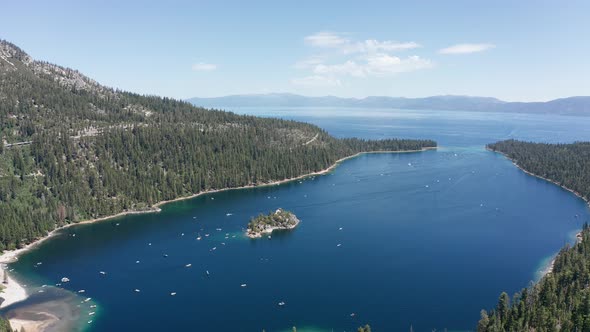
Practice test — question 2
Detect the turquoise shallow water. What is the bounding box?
[5,108,590,331]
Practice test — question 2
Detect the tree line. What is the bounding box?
[0,39,436,250]
[480,139,590,331]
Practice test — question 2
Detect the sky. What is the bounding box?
[1,0,589,101]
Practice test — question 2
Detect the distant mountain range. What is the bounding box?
[188,93,590,116]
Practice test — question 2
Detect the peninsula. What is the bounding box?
[246,209,300,238]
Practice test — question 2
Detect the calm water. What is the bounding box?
[7,108,590,331]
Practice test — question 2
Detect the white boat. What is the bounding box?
[170,292,176,296]
[78,290,85,293]
[84,298,91,302]
[88,320,93,324]
[196,236,202,240]
[185,264,192,267]
[206,270,210,276]
[89,312,95,316]
[337,244,342,247]
[338,227,343,230]
[136,260,140,264]
[241,284,247,287]
[99,271,106,275]
[278,301,285,306]
[181,233,184,236]
[61,277,70,283]
[226,213,233,216]
[134,289,141,293]
[211,247,217,251]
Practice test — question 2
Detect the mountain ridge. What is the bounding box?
[188,93,590,115]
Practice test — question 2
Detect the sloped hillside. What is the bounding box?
[0,40,436,250]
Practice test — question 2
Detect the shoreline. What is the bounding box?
[0,271,27,309]
[246,222,300,238]
[487,147,590,208]
[542,231,584,276]
[0,146,436,323]
[488,147,590,277]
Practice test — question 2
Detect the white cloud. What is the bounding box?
[358,40,420,53]
[292,32,430,87]
[365,54,432,75]
[304,32,348,48]
[291,75,342,87]
[304,32,420,54]
[310,54,432,78]
[438,43,495,54]
[191,62,217,71]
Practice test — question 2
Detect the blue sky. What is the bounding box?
[2,0,589,101]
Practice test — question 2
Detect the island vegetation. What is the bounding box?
[247,209,300,238]
[357,324,372,332]
[479,140,590,331]
[0,39,436,251]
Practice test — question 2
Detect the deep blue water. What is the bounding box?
[7,108,590,331]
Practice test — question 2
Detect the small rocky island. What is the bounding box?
[246,209,300,238]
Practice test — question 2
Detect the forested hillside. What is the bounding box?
[478,225,590,331]
[487,139,590,201]
[479,140,590,331]
[0,40,435,250]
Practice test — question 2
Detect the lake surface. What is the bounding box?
[6,108,590,331]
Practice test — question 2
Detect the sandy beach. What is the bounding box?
[1,287,81,332]
[9,313,59,332]
[0,271,27,308]
[0,147,435,331]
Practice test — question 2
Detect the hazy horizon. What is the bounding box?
[1,1,589,102]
